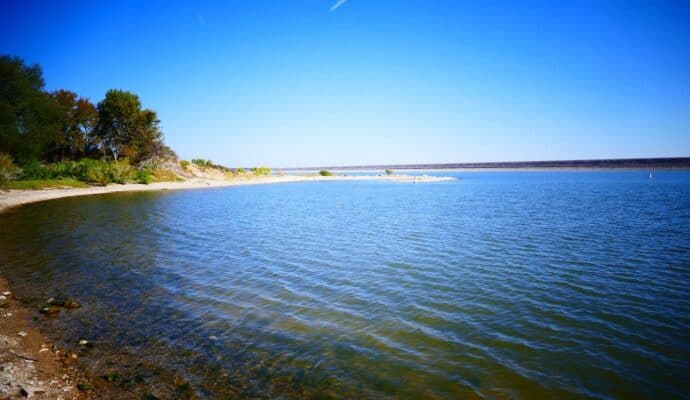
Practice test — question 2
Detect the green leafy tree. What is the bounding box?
[96,89,165,163]
[0,55,61,161]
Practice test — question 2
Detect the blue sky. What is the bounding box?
[1,0,689,167]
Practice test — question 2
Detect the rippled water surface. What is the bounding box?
[1,171,690,399]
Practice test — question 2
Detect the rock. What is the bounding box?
[209,335,218,341]
[0,295,6,300]
[63,300,80,309]
[1,291,9,296]
[48,298,81,309]
[20,388,28,397]
[39,348,49,353]
[78,339,88,345]
[39,306,61,315]
[18,331,27,337]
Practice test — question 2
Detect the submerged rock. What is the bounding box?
[48,298,81,309]
[39,306,61,315]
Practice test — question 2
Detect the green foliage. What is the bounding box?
[0,55,62,162]
[0,153,21,187]
[191,158,212,168]
[15,158,140,186]
[235,167,245,173]
[250,166,271,175]
[96,89,165,163]
[136,169,152,184]
[1,54,175,164]
[9,179,88,190]
[385,168,393,175]
[319,170,334,176]
[180,160,190,170]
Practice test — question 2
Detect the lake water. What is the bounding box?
[1,171,689,399]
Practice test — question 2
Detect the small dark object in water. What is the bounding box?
[39,306,61,315]
[63,300,81,309]
[49,297,81,309]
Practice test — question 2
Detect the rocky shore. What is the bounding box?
[0,277,95,400]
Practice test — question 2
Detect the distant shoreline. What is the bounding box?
[280,157,690,172]
[0,174,453,213]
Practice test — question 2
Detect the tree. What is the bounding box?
[49,90,98,161]
[96,89,165,163]
[0,55,61,162]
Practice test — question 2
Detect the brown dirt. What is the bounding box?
[0,277,95,400]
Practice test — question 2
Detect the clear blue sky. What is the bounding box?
[2,1,689,167]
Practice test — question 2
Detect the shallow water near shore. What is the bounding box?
[1,171,690,399]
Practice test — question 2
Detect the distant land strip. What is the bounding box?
[281,157,690,171]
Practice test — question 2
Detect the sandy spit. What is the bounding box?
[0,174,453,213]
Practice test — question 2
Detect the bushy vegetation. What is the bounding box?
[191,158,232,172]
[191,159,212,168]
[235,167,245,174]
[251,166,271,176]
[0,153,21,188]
[385,168,393,175]
[9,179,88,190]
[319,170,334,176]
[0,55,175,163]
[13,158,153,186]
[0,54,268,189]
[0,54,183,188]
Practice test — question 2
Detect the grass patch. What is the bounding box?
[9,179,90,190]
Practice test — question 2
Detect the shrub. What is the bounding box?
[385,168,393,175]
[180,160,190,170]
[0,153,22,188]
[19,160,53,180]
[250,166,271,176]
[109,160,135,184]
[136,169,152,184]
[191,159,213,168]
[319,170,333,176]
[235,167,245,174]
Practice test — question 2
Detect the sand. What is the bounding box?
[0,174,453,213]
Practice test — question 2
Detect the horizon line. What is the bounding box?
[275,156,690,171]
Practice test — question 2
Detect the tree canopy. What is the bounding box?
[0,55,61,162]
[0,55,175,164]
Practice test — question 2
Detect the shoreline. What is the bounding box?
[0,174,454,214]
[0,173,452,399]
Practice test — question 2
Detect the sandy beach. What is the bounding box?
[0,174,453,213]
